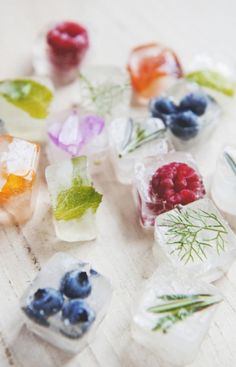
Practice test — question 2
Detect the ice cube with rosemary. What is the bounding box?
[45,156,102,242]
[0,78,53,142]
[134,152,205,228]
[132,266,222,366]
[109,116,172,184]
[211,146,236,229]
[21,252,112,353]
[78,66,131,123]
[154,198,236,282]
[47,108,107,163]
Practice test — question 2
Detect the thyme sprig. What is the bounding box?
[80,73,130,118]
[148,293,222,333]
[159,208,228,264]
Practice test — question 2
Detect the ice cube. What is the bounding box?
[45,156,102,242]
[132,266,222,366]
[21,252,112,353]
[127,43,183,104]
[0,78,53,142]
[211,146,236,230]
[154,198,236,282]
[0,135,40,224]
[134,152,205,228]
[164,80,221,150]
[109,116,172,184]
[47,108,108,163]
[79,65,131,123]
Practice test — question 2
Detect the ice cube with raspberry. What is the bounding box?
[134,152,205,228]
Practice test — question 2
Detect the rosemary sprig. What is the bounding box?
[224,151,236,177]
[159,208,228,264]
[80,73,130,118]
[148,293,222,333]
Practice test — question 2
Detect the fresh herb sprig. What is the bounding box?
[148,293,222,333]
[159,208,228,264]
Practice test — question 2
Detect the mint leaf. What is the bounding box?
[0,79,53,118]
[186,70,235,96]
[72,156,89,186]
[54,185,102,221]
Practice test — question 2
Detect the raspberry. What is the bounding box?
[148,161,205,216]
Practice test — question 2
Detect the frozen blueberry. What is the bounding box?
[23,288,64,326]
[169,111,200,141]
[60,270,92,299]
[179,93,208,116]
[61,299,95,338]
[149,97,177,125]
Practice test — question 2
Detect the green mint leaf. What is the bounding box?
[54,185,102,221]
[72,156,90,186]
[0,79,53,118]
[186,70,235,96]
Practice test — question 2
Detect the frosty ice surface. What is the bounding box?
[211,146,236,229]
[21,252,112,353]
[154,198,236,282]
[45,156,102,242]
[47,108,107,163]
[0,135,40,224]
[132,266,222,366]
[109,116,172,184]
[0,78,53,142]
[134,152,205,228]
[127,43,183,104]
[79,65,131,122]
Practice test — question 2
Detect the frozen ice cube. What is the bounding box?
[132,266,222,366]
[211,146,236,230]
[0,135,40,224]
[21,252,112,353]
[134,152,205,228]
[164,80,221,151]
[47,108,108,163]
[45,156,102,242]
[109,116,172,184]
[79,65,131,123]
[154,198,236,282]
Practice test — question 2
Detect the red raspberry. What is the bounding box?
[148,161,205,216]
[47,22,89,69]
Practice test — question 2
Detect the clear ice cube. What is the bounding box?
[109,116,172,184]
[132,266,222,366]
[45,156,102,242]
[154,198,236,282]
[21,252,112,353]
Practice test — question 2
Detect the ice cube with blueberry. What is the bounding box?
[109,115,172,184]
[154,197,236,282]
[21,252,112,353]
[47,108,108,163]
[149,80,221,150]
[45,156,102,242]
[79,65,131,123]
[211,146,236,230]
[134,152,205,228]
[132,266,222,366]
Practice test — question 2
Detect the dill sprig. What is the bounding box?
[80,73,130,118]
[148,293,222,333]
[159,207,228,264]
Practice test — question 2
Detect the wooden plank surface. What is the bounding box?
[1,0,236,366]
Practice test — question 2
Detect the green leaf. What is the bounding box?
[186,70,235,96]
[71,156,90,186]
[0,79,53,118]
[54,185,102,221]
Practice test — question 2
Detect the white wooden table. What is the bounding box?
[1,0,236,366]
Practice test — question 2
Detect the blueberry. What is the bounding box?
[169,111,200,141]
[179,93,208,116]
[60,270,92,299]
[23,288,64,326]
[61,299,95,338]
[149,97,177,125]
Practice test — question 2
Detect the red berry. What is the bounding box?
[180,189,196,204]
